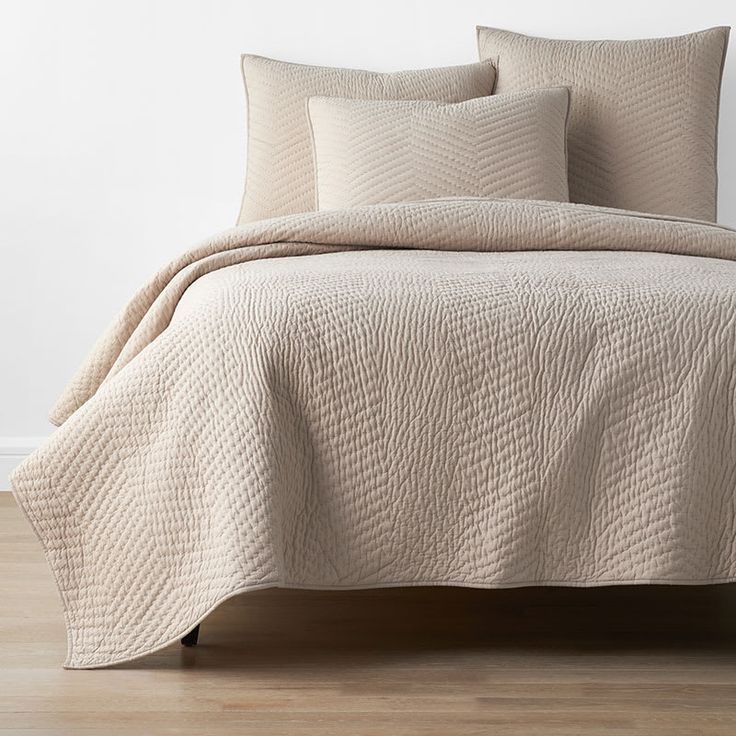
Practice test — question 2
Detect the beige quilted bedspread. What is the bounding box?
[11,198,736,668]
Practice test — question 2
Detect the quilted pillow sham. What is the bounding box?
[307,89,570,210]
[477,26,730,221]
[237,56,496,224]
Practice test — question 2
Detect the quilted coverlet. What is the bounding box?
[11,198,736,668]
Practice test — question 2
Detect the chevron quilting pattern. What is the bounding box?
[238,56,495,224]
[307,90,570,210]
[477,26,729,221]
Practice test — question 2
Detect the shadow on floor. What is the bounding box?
[115,584,736,671]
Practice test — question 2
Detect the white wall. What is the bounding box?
[1,0,735,466]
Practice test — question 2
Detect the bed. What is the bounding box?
[11,26,735,669]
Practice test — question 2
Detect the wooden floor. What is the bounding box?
[3,493,736,735]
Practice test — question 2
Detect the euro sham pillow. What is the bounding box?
[307,89,570,210]
[237,56,496,224]
[477,26,730,221]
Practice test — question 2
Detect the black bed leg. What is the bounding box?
[181,624,200,647]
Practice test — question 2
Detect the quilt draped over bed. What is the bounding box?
[11,198,736,668]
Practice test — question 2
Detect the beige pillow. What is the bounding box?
[307,89,570,210]
[477,26,730,221]
[237,56,495,224]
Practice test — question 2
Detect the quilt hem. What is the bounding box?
[63,575,736,670]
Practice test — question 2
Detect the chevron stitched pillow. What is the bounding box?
[477,26,730,221]
[237,56,496,224]
[307,89,570,211]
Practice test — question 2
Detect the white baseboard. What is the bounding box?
[0,437,49,491]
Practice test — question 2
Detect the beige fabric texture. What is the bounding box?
[237,56,495,223]
[307,90,570,210]
[11,198,736,669]
[477,26,730,221]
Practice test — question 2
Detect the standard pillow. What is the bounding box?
[237,55,495,224]
[307,89,570,210]
[477,26,730,221]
